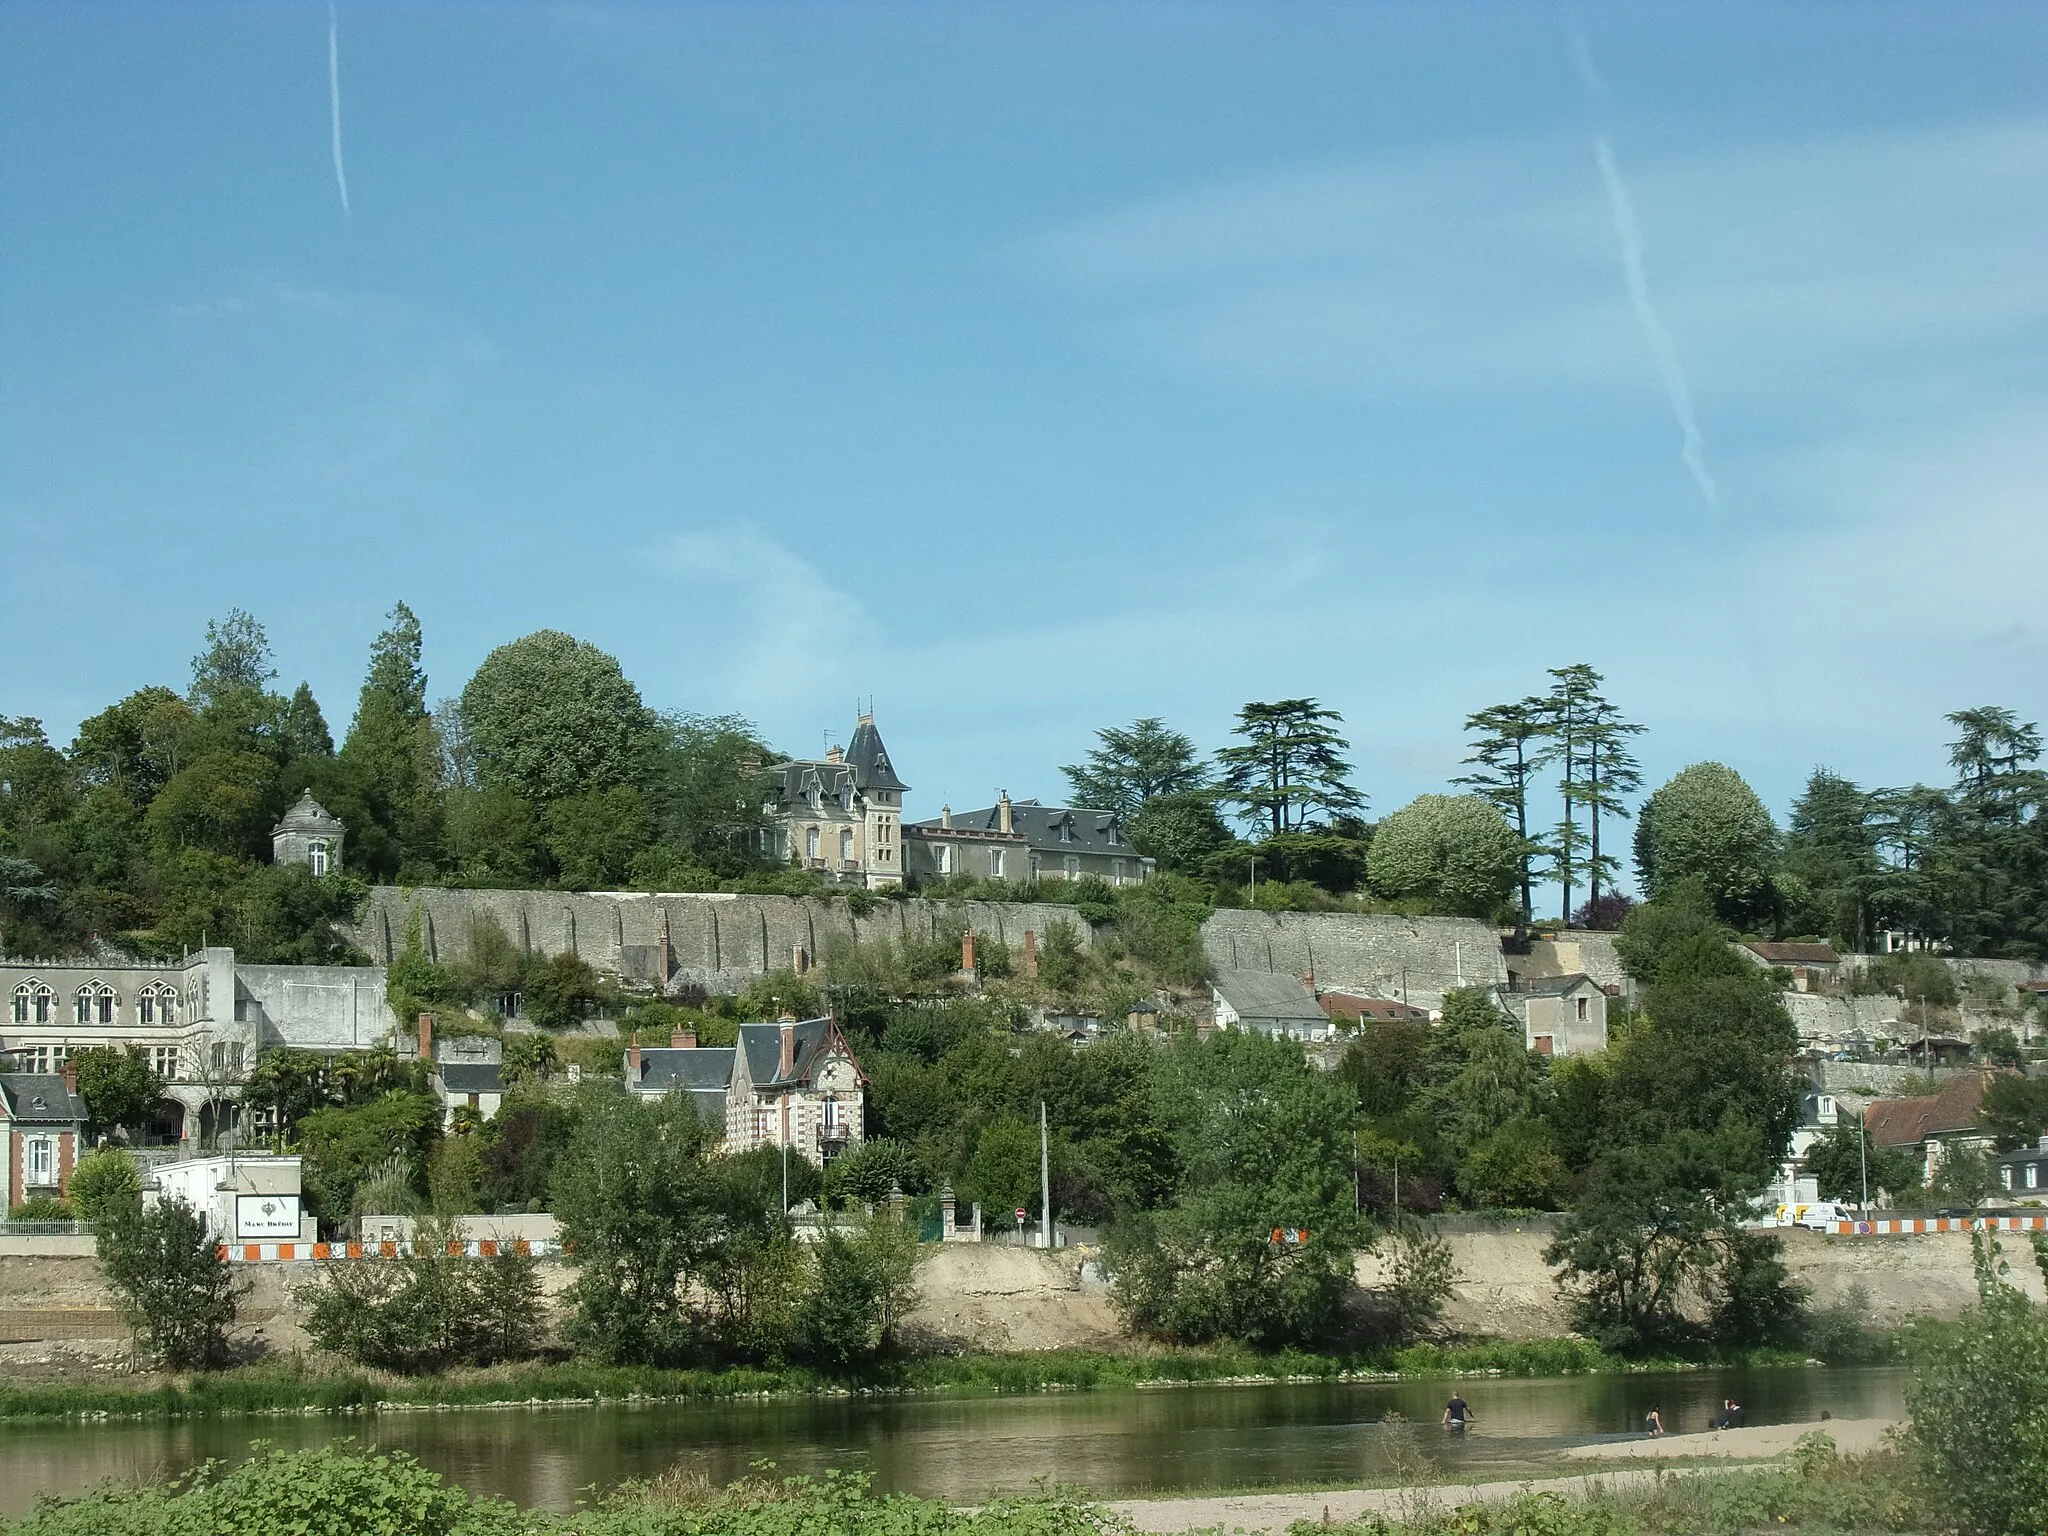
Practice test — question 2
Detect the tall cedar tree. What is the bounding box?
[1455,698,1548,929]
[1214,699,1363,836]
[1782,769,1880,950]
[1539,665,1641,925]
[1062,718,1207,818]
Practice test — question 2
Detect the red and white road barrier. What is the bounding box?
[215,1239,562,1263]
[1828,1215,2048,1236]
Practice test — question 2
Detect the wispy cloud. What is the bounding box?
[1593,136,1718,514]
[329,0,351,216]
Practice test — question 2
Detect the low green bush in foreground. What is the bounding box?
[1,1440,1926,1536]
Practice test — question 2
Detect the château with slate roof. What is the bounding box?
[625,1015,865,1164]
[759,714,907,889]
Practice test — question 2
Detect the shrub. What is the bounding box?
[7,1196,72,1222]
[95,1196,242,1368]
[1381,1220,1455,1337]
[67,1147,142,1228]
[1904,1232,2048,1536]
[805,1214,924,1370]
[302,1220,545,1372]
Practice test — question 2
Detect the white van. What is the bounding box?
[1781,1202,1846,1231]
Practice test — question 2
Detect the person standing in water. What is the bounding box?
[1644,1406,1665,1437]
[1443,1394,1471,1429]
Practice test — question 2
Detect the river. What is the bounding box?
[0,1366,1906,1516]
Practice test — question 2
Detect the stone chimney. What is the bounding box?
[627,1037,641,1084]
[672,1028,696,1049]
[825,743,845,763]
[1023,928,1039,980]
[2039,1133,2048,1152]
[940,803,952,829]
[998,791,1013,835]
[962,931,977,975]
[418,1013,433,1063]
[779,1020,796,1078]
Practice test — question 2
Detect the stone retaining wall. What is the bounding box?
[351,888,1093,995]
[1200,912,1506,1013]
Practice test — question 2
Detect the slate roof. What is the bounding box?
[915,801,1137,857]
[738,1017,851,1087]
[0,1074,89,1125]
[634,1046,737,1095]
[1211,969,1327,1026]
[843,716,907,793]
[632,1045,738,1132]
[1746,941,1842,966]
[765,717,907,809]
[1865,1070,2000,1149]
[1522,972,1605,997]
[437,1062,503,1095]
[272,789,345,837]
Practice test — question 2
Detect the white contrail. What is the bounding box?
[329,0,351,215]
[1593,136,1717,513]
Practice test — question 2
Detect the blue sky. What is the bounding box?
[4,2,2046,889]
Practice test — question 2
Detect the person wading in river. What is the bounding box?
[1442,1395,1472,1430]
[1644,1406,1665,1437]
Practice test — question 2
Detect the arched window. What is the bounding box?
[74,980,116,1025]
[138,982,179,1026]
[16,980,54,1025]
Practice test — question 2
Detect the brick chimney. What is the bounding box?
[417,1013,433,1062]
[998,791,1013,835]
[672,1028,696,1049]
[779,1020,796,1078]
[962,931,977,974]
[1023,928,1039,979]
[61,1056,76,1094]
[627,1037,641,1084]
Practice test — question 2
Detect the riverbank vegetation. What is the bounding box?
[0,1334,1875,1425]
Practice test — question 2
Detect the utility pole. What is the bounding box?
[1249,858,1257,905]
[1858,1113,1870,1220]
[1039,1100,1053,1250]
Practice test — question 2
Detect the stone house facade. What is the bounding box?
[628,1016,865,1165]
[905,795,1153,886]
[759,716,907,889]
[1510,974,1610,1057]
[1,1070,88,1209]
[0,948,390,1144]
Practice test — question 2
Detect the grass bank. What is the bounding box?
[0,1337,1842,1422]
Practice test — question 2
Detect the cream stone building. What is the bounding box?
[626,1015,866,1165]
[0,948,390,1145]
[759,714,907,889]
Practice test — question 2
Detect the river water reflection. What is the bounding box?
[0,1367,1907,1516]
